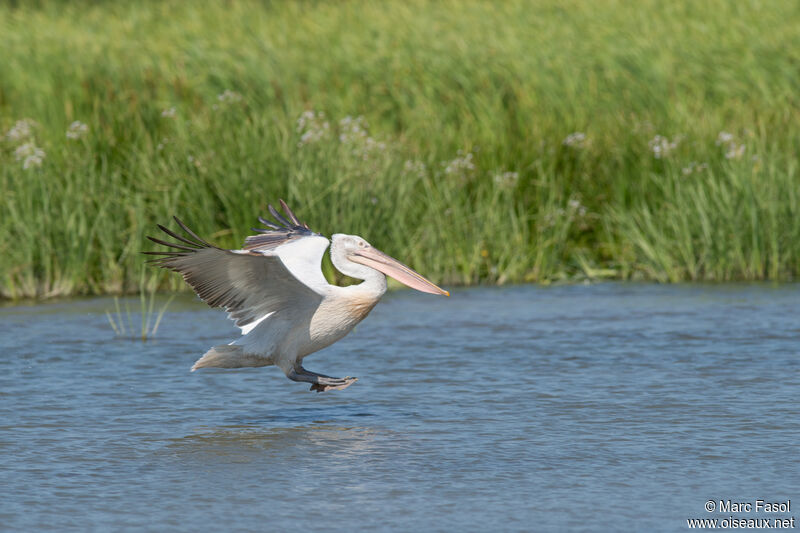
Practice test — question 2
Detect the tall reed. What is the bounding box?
[1,0,797,298]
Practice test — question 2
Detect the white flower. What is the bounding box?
[681,162,709,176]
[444,150,475,176]
[296,111,330,146]
[493,171,519,188]
[715,131,745,159]
[563,132,587,148]
[66,121,89,140]
[296,110,322,132]
[5,119,37,143]
[648,135,680,159]
[567,198,587,217]
[217,90,242,103]
[713,131,747,159]
[716,131,734,146]
[15,143,45,169]
[338,115,368,143]
[725,144,745,160]
[161,107,177,118]
[23,153,44,169]
[14,142,36,160]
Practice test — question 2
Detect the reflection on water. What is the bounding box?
[1,284,799,531]
[168,425,380,461]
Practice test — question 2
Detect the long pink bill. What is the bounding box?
[352,247,449,296]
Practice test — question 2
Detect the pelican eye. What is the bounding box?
[358,240,366,248]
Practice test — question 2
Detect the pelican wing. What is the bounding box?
[145,215,327,330]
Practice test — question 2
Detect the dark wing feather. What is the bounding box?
[145,217,323,328]
[244,199,322,251]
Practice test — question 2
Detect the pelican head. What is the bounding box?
[331,233,449,296]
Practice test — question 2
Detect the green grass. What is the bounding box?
[1,0,798,298]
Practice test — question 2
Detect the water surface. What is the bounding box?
[1,284,798,531]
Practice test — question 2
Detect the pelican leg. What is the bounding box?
[287,366,358,393]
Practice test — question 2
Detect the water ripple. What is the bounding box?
[0,284,798,531]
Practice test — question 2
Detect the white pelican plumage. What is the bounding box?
[146,200,449,392]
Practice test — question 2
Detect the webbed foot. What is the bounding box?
[309,377,358,393]
[287,366,358,392]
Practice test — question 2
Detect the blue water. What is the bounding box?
[1,284,798,531]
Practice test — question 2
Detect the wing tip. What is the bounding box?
[250,200,321,243]
[279,199,302,225]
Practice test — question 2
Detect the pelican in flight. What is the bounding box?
[145,200,448,392]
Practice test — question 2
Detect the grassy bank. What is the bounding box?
[1,0,798,298]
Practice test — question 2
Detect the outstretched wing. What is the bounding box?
[144,206,329,330]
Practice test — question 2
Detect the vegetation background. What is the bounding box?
[1,0,798,299]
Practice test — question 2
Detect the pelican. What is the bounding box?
[145,200,449,392]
